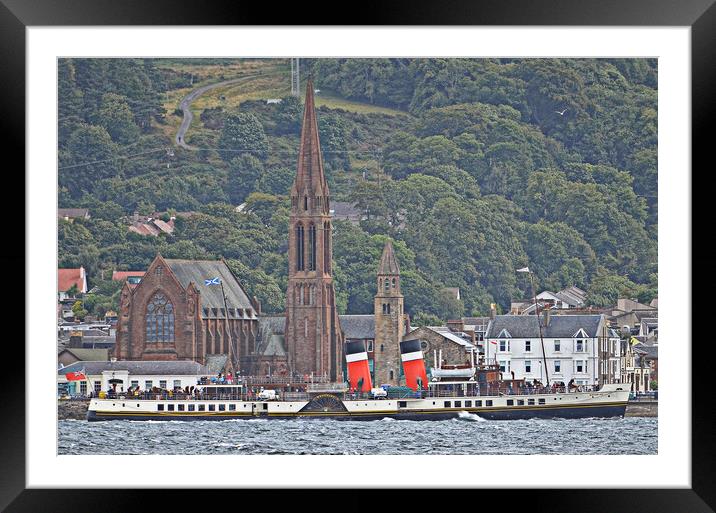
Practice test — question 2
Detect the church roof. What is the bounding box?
[378,241,400,275]
[339,314,376,339]
[163,259,256,317]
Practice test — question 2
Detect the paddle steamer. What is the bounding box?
[87,340,629,421]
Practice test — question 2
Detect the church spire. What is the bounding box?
[292,77,328,204]
[378,241,400,275]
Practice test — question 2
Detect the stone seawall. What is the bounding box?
[58,399,90,420]
[625,401,658,417]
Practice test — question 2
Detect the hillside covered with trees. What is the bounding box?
[57,58,658,323]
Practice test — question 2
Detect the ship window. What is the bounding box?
[538,398,546,405]
[475,400,482,407]
[188,404,195,412]
[507,399,514,406]
[444,401,451,408]
[157,404,164,411]
[528,399,535,405]
[486,400,493,406]
[198,404,206,411]
[454,401,461,408]
[398,401,407,408]
[465,401,472,407]
[517,400,524,406]
[229,404,236,411]
[219,404,226,411]
[208,404,216,411]
[167,404,175,411]
[177,404,185,411]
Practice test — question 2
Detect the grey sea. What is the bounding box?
[58,416,657,455]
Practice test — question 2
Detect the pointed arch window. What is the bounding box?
[323,222,331,273]
[308,224,317,271]
[146,292,174,343]
[296,225,305,271]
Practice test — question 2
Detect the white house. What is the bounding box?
[58,360,209,397]
[484,313,617,387]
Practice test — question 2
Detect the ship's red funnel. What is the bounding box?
[400,339,429,391]
[345,340,373,392]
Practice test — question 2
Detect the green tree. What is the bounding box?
[218,112,269,162]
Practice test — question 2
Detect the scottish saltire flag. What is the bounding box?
[204,277,222,286]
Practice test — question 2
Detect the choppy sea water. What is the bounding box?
[58,415,657,455]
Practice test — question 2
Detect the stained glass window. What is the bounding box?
[145,292,175,343]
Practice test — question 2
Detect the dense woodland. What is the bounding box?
[58,58,658,323]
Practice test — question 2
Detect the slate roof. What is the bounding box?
[485,314,604,339]
[58,348,109,361]
[164,259,256,318]
[58,360,208,376]
[339,315,376,339]
[256,316,287,357]
[57,208,89,219]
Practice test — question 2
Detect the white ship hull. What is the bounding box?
[87,384,630,421]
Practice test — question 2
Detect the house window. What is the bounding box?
[525,340,531,352]
[576,340,584,352]
[80,381,87,395]
[145,292,175,343]
[499,360,506,373]
[554,360,561,373]
[173,380,181,389]
[554,340,561,352]
[130,380,139,389]
[575,360,585,373]
[499,340,509,352]
[159,380,167,389]
[525,361,532,373]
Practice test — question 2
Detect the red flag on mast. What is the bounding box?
[66,370,87,381]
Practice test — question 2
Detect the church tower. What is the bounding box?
[373,241,407,386]
[285,78,343,382]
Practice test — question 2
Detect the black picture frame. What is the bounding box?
[4,0,712,511]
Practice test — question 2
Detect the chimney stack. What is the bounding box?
[69,330,83,348]
[543,308,551,327]
[490,303,497,320]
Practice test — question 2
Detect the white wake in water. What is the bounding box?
[457,411,486,422]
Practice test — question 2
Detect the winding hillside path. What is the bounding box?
[174,74,260,149]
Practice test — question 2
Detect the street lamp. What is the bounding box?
[517,267,549,386]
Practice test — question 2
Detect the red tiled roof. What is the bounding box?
[58,267,86,292]
[111,271,145,281]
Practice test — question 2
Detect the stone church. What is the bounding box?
[115,78,409,383]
